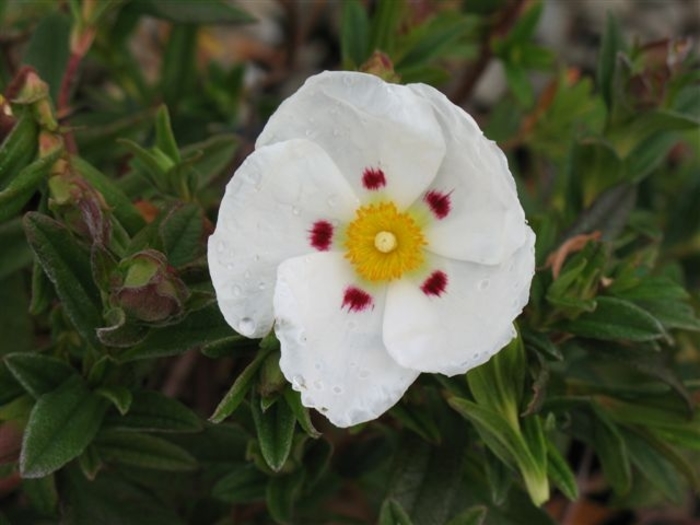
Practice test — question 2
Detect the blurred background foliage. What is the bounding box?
[0,0,698,524]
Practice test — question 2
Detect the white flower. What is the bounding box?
[208,71,535,428]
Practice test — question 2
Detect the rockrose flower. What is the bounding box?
[208,71,535,427]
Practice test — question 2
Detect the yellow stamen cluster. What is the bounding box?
[344,202,426,282]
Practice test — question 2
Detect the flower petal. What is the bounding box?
[274,252,419,427]
[208,139,358,338]
[257,71,446,209]
[382,228,536,376]
[408,83,528,265]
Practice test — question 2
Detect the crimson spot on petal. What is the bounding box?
[424,190,451,219]
[309,221,334,251]
[421,270,448,297]
[342,286,373,312]
[362,167,386,190]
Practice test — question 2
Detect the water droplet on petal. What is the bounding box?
[232,285,242,297]
[253,254,260,262]
[332,129,340,137]
[477,278,490,291]
[292,375,306,389]
[244,270,251,279]
[305,129,312,137]
[238,318,256,336]
[314,362,322,371]
[216,240,226,253]
[313,380,324,390]
[292,206,300,216]
[258,281,266,290]
[327,194,338,208]
[332,386,343,395]
[359,369,370,379]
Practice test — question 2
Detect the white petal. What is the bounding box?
[257,71,446,209]
[408,83,528,265]
[274,252,419,427]
[208,139,359,338]
[383,228,536,376]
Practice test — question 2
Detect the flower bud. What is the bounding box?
[112,250,189,323]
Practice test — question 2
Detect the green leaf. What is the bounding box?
[597,11,625,110]
[212,464,267,503]
[0,218,33,280]
[137,0,254,24]
[378,499,414,525]
[0,275,32,355]
[94,430,198,472]
[266,470,304,525]
[467,333,524,429]
[4,353,76,399]
[160,25,197,108]
[448,397,549,505]
[545,442,578,501]
[387,423,468,525]
[504,63,534,108]
[95,386,132,416]
[159,202,204,268]
[397,16,472,70]
[341,0,370,68]
[210,344,274,423]
[283,388,321,439]
[24,213,103,349]
[624,131,679,183]
[154,105,180,163]
[251,392,296,472]
[369,0,403,55]
[564,296,667,342]
[21,12,71,100]
[103,390,202,433]
[22,474,59,517]
[72,156,146,236]
[20,376,109,478]
[182,134,238,189]
[118,303,234,361]
[0,361,25,406]
[389,401,441,444]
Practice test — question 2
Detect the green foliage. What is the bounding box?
[0,1,698,524]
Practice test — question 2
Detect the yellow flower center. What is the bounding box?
[344,202,426,282]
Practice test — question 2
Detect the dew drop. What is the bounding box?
[244,270,251,279]
[258,281,266,290]
[292,206,300,216]
[253,254,260,262]
[216,240,226,253]
[238,317,256,336]
[326,194,338,208]
[305,129,312,137]
[332,386,343,395]
[314,362,322,371]
[359,369,370,379]
[232,285,242,297]
[313,380,324,391]
[332,128,340,137]
[349,361,357,369]
[477,278,490,291]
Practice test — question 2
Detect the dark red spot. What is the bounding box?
[342,286,373,312]
[421,271,448,297]
[424,190,451,219]
[362,167,386,190]
[309,221,334,251]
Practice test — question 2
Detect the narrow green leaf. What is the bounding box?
[159,202,204,268]
[369,0,403,54]
[137,0,254,24]
[378,499,414,525]
[565,296,667,342]
[546,442,578,501]
[504,63,534,107]
[283,388,321,439]
[154,105,180,162]
[21,12,71,100]
[103,390,202,433]
[22,474,59,517]
[597,11,625,110]
[94,430,198,472]
[4,353,76,399]
[341,0,370,68]
[212,464,267,503]
[160,25,197,107]
[266,471,304,525]
[72,156,145,236]
[23,213,103,349]
[0,218,33,280]
[118,303,233,361]
[20,376,109,478]
[397,17,472,70]
[251,392,296,472]
[182,134,238,189]
[210,345,274,423]
[95,386,132,416]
